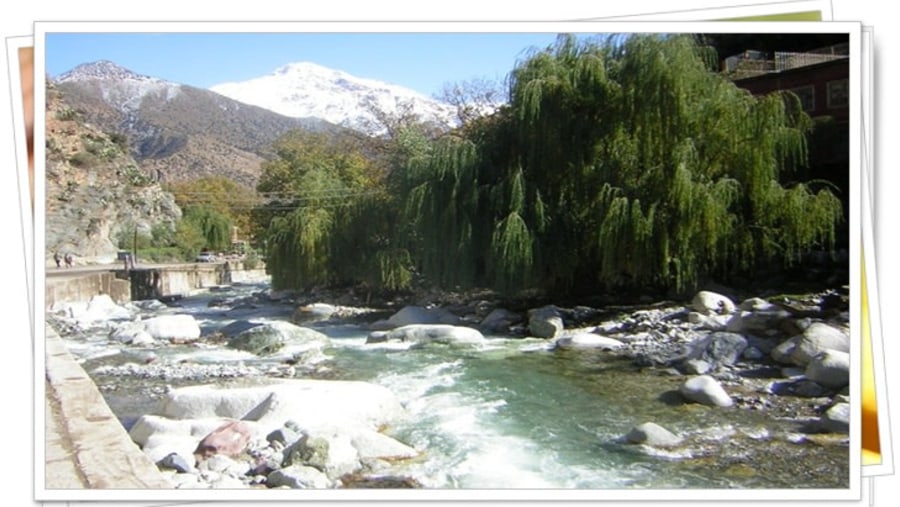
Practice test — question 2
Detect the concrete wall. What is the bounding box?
[45,264,265,308]
[44,325,171,489]
[128,265,225,301]
[45,272,130,308]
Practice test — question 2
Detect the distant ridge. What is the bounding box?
[52,60,340,187]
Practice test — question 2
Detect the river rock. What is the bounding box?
[292,303,340,324]
[267,426,300,448]
[285,432,360,479]
[804,350,850,389]
[157,380,407,430]
[528,306,565,338]
[625,422,683,447]
[132,380,412,477]
[157,452,195,473]
[820,403,850,433]
[789,323,850,366]
[218,320,264,337]
[687,312,730,331]
[267,464,332,488]
[739,297,779,312]
[679,375,733,407]
[374,324,485,346]
[349,429,419,460]
[682,359,712,375]
[51,295,133,325]
[194,420,254,460]
[129,415,237,464]
[680,332,748,372]
[691,291,736,315]
[553,333,624,350]
[227,321,329,356]
[198,454,249,477]
[386,306,462,327]
[726,309,791,335]
[84,294,133,320]
[771,336,801,364]
[479,308,522,333]
[766,379,830,398]
[109,321,155,346]
[742,347,765,360]
[142,314,202,342]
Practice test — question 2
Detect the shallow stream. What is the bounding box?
[59,280,849,490]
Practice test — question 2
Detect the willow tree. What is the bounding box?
[403,33,842,296]
[181,206,232,252]
[260,129,416,292]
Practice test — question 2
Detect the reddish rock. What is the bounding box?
[194,421,252,460]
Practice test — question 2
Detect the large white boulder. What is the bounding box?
[129,380,416,482]
[528,306,564,338]
[375,324,485,346]
[387,306,462,327]
[157,380,407,430]
[789,322,850,366]
[267,465,332,489]
[679,375,733,407]
[109,321,155,345]
[805,350,851,389]
[227,320,329,356]
[691,291,736,315]
[554,333,624,350]
[50,294,133,326]
[625,422,683,447]
[142,314,201,342]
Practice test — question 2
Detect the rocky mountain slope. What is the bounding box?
[53,61,337,187]
[45,83,182,265]
[209,61,458,135]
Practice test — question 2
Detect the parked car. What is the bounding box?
[195,252,217,263]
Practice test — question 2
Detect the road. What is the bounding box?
[44,261,224,279]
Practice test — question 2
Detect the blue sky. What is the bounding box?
[44,32,568,98]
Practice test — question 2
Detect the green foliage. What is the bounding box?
[243,247,261,270]
[376,248,414,292]
[173,219,206,260]
[261,33,844,297]
[121,163,154,187]
[260,130,391,291]
[167,176,259,241]
[115,228,153,250]
[397,33,842,295]
[182,206,233,252]
[55,106,79,121]
[68,151,97,168]
[82,133,122,160]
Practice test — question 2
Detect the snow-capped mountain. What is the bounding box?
[210,61,459,135]
[57,60,184,113]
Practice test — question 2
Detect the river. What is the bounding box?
[51,278,850,490]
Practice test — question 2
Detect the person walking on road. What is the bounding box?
[64,252,73,268]
[53,252,61,268]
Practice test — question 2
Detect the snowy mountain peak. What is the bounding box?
[210,61,458,135]
[54,60,183,113]
[56,60,155,83]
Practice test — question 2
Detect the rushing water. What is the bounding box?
[57,279,849,490]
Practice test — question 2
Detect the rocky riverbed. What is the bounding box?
[46,280,851,490]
